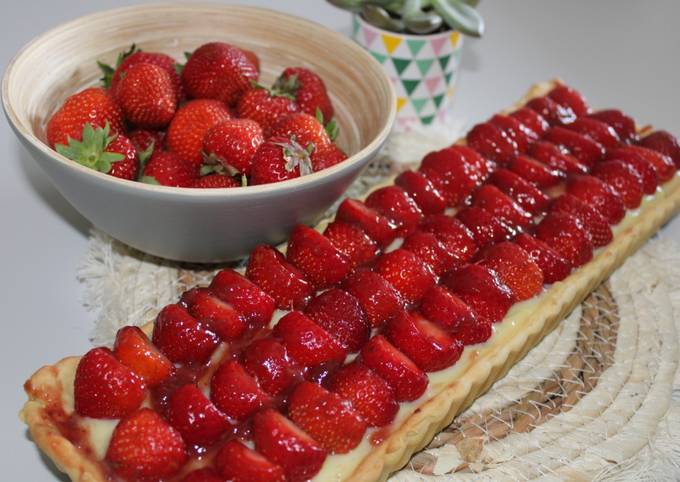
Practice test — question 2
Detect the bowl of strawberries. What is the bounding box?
[2,4,395,262]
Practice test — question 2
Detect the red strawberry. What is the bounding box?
[203,119,264,175]
[453,317,492,346]
[128,129,164,159]
[249,136,313,185]
[336,199,398,247]
[215,439,285,482]
[588,109,637,143]
[419,146,488,205]
[242,338,296,396]
[466,122,518,164]
[402,231,458,275]
[526,96,576,125]
[236,87,299,135]
[510,107,550,137]
[328,362,399,426]
[385,311,464,372]
[420,285,477,332]
[471,184,533,231]
[113,326,173,387]
[607,150,659,194]
[106,408,186,480]
[489,168,550,214]
[166,99,232,165]
[375,249,436,305]
[275,67,334,121]
[547,84,589,116]
[241,48,261,72]
[210,360,270,420]
[305,289,369,352]
[509,155,565,188]
[592,160,644,208]
[478,242,544,301]
[489,114,533,152]
[419,214,478,263]
[167,384,229,447]
[270,112,332,151]
[141,150,199,187]
[443,264,515,324]
[182,468,224,482]
[551,194,613,247]
[456,207,512,248]
[116,63,177,129]
[191,174,239,188]
[312,143,348,171]
[360,335,428,401]
[152,304,220,364]
[607,146,676,182]
[528,141,588,175]
[46,87,124,148]
[288,381,366,453]
[324,221,378,269]
[639,130,680,167]
[182,287,246,341]
[253,409,327,482]
[74,347,145,419]
[543,127,605,167]
[566,175,626,224]
[209,269,275,329]
[273,311,346,366]
[343,270,403,328]
[515,233,572,284]
[365,186,423,236]
[395,170,447,214]
[182,42,258,104]
[565,117,620,149]
[287,224,351,288]
[535,211,593,267]
[55,123,139,181]
[246,245,314,310]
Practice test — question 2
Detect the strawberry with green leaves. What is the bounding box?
[269,112,333,153]
[203,118,264,176]
[236,85,299,135]
[274,67,334,122]
[250,136,314,185]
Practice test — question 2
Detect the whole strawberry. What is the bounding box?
[128,129,165,158]
[274,67,334,121]
[46,87,124,148]
[236,87,299,135]
[182,42,258,104]
[55,123,139,181]
[269,112,332,152]
[116,63,177,129]
[142,151,199,187]
[191,174,240,188]
[313,143,348,171]
[250,136,314,185]
[203,119,264,175]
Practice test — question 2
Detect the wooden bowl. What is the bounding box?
[2,4,395,262]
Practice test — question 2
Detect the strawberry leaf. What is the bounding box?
[140,175,160,185]
[55,122,123,174]
[325,118,340,142]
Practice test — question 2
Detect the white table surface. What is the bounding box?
[1,1,679,480]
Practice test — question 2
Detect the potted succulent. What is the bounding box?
[329,0,484,131]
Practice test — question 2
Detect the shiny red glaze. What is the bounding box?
[305,289,370,353]
[607,146,676,182]
[395,170,447,214]
[510,107,549,137]
[365,186,423,237]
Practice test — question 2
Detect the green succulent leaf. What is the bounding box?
[431,0,484,37]
[361,5,404,32]
[404,10,443,34]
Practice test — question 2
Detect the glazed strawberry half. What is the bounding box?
[514,233,572,284]
[287,224,351,288]
[210,360,271,420]
[242,338,297,396]
[543,126,605,167]
[336,198,398,247]
[489,168,550,214]
[395,169,447,215]
[509,154,566,188]
[273,311,346,367]
[638,130,680,167]
[565,117,621,149]
[113,326,173,387]
[419,146,488,205]
[343,270,403,328]
[152,304,220,364]
[551,194,613,248]
[510,107,549,137]
[456,206,512,248]
[535,210,594,267]
[365,186,423,237]
[592,159,644,209]
[588,109,637,143]
[209,268,275,329]
[526,95,576,126]
[420,287,492,346]
[419,214,478,264]
[478,242,544,301]
[547,84,589,117]
[215,439,285,482]
[324,221,379,269]
[466,122,518,165]
[529,139,590,177]
[489,113,533,152]
[566,175,626,225]
[402,231,459,276]
[182,287,247,341]
[166,384,230,447]
[305,288,370,353]
[375,248,436,305]
[471,184,533,232]
[607,146,676,183]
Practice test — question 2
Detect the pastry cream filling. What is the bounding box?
[52,175,679,480]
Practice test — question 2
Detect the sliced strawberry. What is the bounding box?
[526,96,576,125]
[323,221,378,269]
[360,335,428,401]
[471,184,533,231]
[74,347,145,419]
[336,199,398,247]
[252,409,327,482]
[273,311,346,367]
[544,127,605,167]
[547,84,589,116]
[167,384,229,447]
[246,245,314,310]
[106,408,186,480]
[489,114,533,152]
[466,122,518,164]
[419,214,478,264]
[328,362,399,426]
[566,175,626,224]
[551,194,613,247]
[402,231,458,275]
[419,147,489,205]
[152,304,220,364]
[288,381,367,453]
[215,440,285,482]
[510,107,549,137]
[209,269,275,329]
[343,270,403,328]
[638,130,680,167]
[182,288,246,341]
[113,326,173,387]
[509,154,565,188]
[607,146,676,182]
[182,468,224,482]
[606,151,659,195]
[529,141,588,174]
[242,338,296,396]
[385,311,463,372]
[478,242,544,301]
[374,249,436,305]
[515,233,572,284]
[365,186,423,236]
[395,170,446,214]
[210,360,271,420]
[588,109,637,143]
[420,285,477,333]
[592,160,644,208]
[286,224,351,289]
[443,264,515,324]
[489,168,550,214]
[305,289,369,352]
[456,206,513,248]
[535,211,593,267]
[565,117,620,149]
